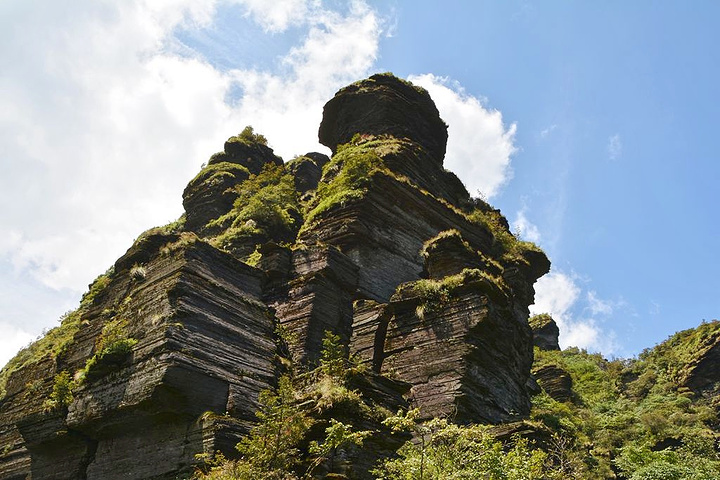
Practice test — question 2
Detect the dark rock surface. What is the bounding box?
[530,314,560,351]
[533,364,574,403]
[0,73,551,479]
[319,73,448,164]
[217,136,283,175]
[0,238,277,479]
[287,152,330,194]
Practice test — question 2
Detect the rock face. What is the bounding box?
[0,74,550,479]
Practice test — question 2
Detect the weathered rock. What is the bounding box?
[273,245,359,365]
[287,152,330,194]
[299,172,495,302]
[371,274,534,424]
[530,314,561,351]
[489,420,553,449]
[533,364,574,402]
[182,134,283,233]
[422,229,502,280]
[319,73,448,164]
[182,161,250,232]
[0,237,278,479]
[218,136,283,175]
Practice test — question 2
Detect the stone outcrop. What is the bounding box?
[319,73,448,164]
[0,73,550,479]
[530,313,560,351]
[532,364,574,403]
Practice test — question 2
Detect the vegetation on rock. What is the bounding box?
[209,163,301,252]
[227,125,268,147]
[0,270,113,398]
[530,343,720,479]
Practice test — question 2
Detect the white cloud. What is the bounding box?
[531,271,617,353]
[608,133,622,160]
[239,0,313,32]
[512,207,541,243]
[587,290,613,316]
[0,0,385,365]
[540,124,557,138]
[407,74,517,199]
[229,0,381,159]
[531,271,580,322]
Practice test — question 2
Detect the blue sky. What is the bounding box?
[1,0,718,365]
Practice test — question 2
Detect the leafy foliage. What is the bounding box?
[235,375,313,475]
[43,371,75,411]
[210,164,300,246]
[531,346,720,479]
[228,125,268,146]
[375,411,551,480]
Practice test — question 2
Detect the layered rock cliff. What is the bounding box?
[0,73,550,479]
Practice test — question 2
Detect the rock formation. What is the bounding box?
[0,73,550,479]
[530,313,560,351]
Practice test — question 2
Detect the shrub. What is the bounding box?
[43,371,75,411]
[235,375,313,474]
[228,125,268,146]
[210,164,300,244]
[375,413,551,480]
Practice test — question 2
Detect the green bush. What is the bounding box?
[228,125,268,146]
[210,164,300,244]
[235,375,312,474]
[375,412,551,480]
[531,346,720,479]
[43,371,75,411]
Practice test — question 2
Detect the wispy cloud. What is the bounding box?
[587,290,613,316]
[229,1,381,159]
[540,124,557,138]
[531,271,618,354]
[408,74,517,199]
[608,133,622,159]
